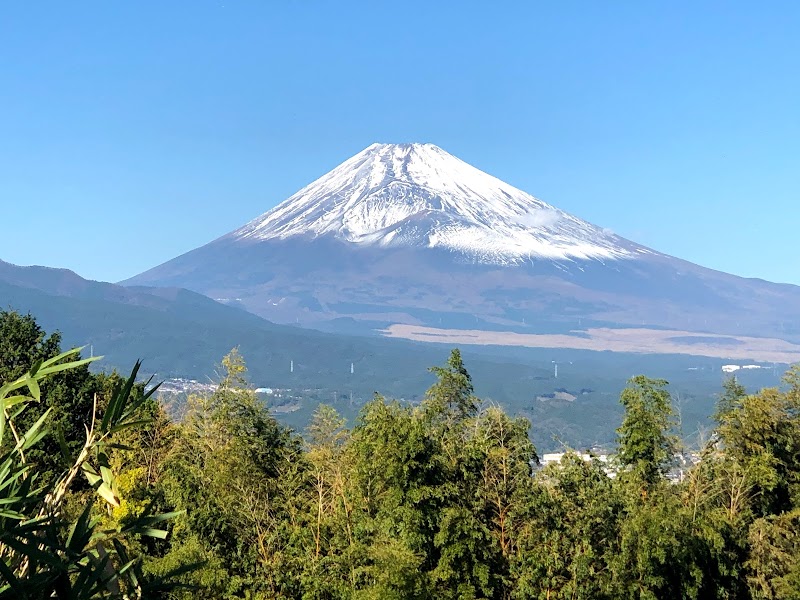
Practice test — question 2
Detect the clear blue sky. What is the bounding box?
[1,1,798,284]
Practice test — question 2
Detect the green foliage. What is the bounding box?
[426,348,478,421]
[513,453,623,599]
[715,373,800,518]
[4,311,800,598]
[616,375,677,488]
[746,509,800,599]
[0,348,185,598]
[150,348,301,598]
[715,375,748,422]
[0,309,100,481]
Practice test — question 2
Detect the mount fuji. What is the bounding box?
[124,143,800,357]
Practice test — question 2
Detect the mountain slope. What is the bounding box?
[123,143,800,346]
[0,259,434,384]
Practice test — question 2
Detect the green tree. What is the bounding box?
[678,450,752,599]
[431,506,498,600]
[473,407,537,562]
[616,376,677,489]
[613,377,710,599]
[0,309,61,380]
[715,373,800,518]
[424,353,509,600]
[154,348,300,598]
[347,396,438,598]
[514,453,622,600]
[614,491,705,600]
[426,349,478,422]
[746,509,800,599]
[296,404,355,599]
[715,376,747,422]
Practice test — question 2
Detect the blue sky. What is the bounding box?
[1,1,798,284]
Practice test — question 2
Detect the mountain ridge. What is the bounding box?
[123,143,800,346]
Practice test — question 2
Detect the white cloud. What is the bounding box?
[518,208,562,229]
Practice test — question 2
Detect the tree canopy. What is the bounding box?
[2,312,800,599]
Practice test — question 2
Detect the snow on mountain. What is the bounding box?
[231,143,645,265]
[123,142,800,346]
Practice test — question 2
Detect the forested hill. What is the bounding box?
[2,309,800,598]
[0,258,449,385]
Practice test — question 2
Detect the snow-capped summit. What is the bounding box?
[230,143,640,264]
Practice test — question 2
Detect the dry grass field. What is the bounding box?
[382,325,800,364]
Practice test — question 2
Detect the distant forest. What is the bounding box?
[1,309,799,599]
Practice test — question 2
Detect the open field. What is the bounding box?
[383,325,800,364]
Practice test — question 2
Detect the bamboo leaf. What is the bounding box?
[39,346,83,368]
[18,408,52,452]
[55,425,71,466]
[24,377,40,402]
[1,395,33,409]
[100,465,115,487]
[95,482,120,507]
[66,504,94,552]
[0,557,21,595]
[103,443,134,451]
[102,361,143,432]
[137,527,169,539]
[82,464,102,487]
[133,510,185,525]
[27,358,43,377]
[109,420,153,435]
[37,356,100,378]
